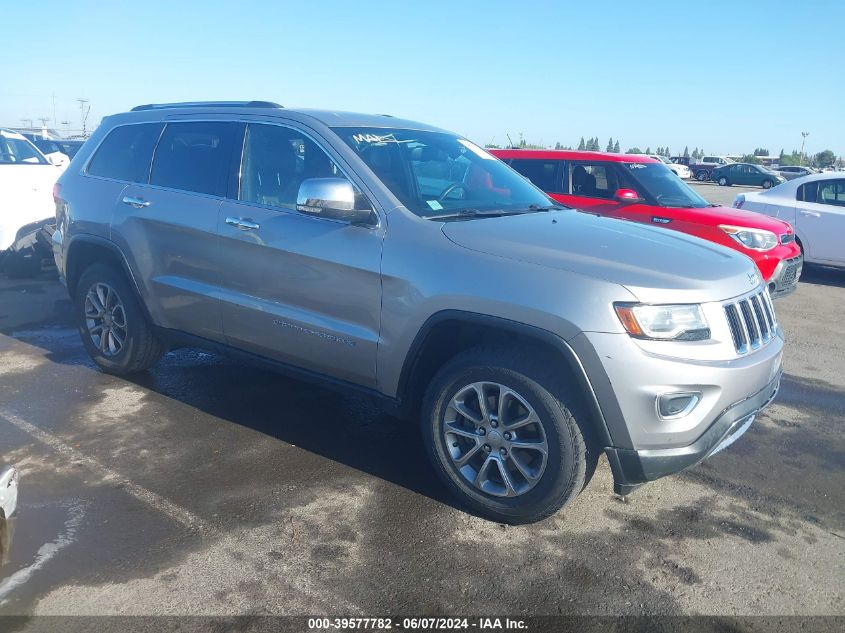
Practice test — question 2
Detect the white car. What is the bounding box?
[649,155,691,179]
[22,134,72,169]
[0,129,64,250]
[734,171,845,268]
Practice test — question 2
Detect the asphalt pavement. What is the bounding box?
[0,183,843,618]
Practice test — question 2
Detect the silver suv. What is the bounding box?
[53,102,783,523]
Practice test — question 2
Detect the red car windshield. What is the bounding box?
[622,163,710,208]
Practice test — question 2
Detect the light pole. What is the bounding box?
[800,132,809,165]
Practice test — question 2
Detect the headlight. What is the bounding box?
[719,225,778,251]
[614,303,710,341]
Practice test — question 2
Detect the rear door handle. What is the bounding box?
[799,210,821,218]
[225,216,260,231]
[122,195,150,208]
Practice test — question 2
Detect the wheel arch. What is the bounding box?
[396,310,615,447]
[65,235,146,309]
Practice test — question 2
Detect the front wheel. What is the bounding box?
[75,263,165,375]
[762,179,773,189]
[421,346,596,524]
[718,176,730,186]
[696,170,709,181]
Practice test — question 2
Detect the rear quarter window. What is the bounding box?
[87,123,164,183]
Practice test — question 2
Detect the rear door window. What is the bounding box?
[87,123,163,182]
[508,159,564,193]
[150,122,235,196]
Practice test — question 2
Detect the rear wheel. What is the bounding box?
[762,179,773,189]
[718,176,730,186]
[75,264,165,375]
[696,170,709,181]
[421,346,596,524]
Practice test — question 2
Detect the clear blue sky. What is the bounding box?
[3,0,843,157]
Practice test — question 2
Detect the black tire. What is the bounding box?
[75,263,165,375]
[421,345,597,524]
[696,170,709,181]
[762,179,773,189]
[718,176,730,186]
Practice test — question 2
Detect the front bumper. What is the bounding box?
[605,368,781,495]
[768,254,803,299]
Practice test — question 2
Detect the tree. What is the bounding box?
[613,140,620,153]
[753,148,769,157]
[645,146,651,155]
[606,137,614,152]
[683,146,689,158]
[578,137,585,150]
[554,142,561,150]
[626,147,643,154]
[814,149,836,168]
[740,154,761,164]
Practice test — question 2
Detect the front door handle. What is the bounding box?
[799,210,821,218]
[225,216,260,231]
[122,195,150,208]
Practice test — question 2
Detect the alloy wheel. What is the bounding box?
[443,382,548,497]
[84,282,128,357]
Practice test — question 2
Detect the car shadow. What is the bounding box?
[0,276,469,516]
[799,264,845,289]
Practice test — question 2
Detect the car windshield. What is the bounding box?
[657,156,672,164]
[622,162,710,208]
[0,132,48,165]
[331,127,554,218]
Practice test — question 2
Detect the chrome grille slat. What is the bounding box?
[724,287,777,355]
[752,295,769,341]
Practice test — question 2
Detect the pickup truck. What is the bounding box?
[689,156,735,182]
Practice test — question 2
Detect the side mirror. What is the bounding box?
[296,178,376,226]
[48,154,63,166]
[614,188,643,204]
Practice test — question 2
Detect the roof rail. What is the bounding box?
[130,101,283,112]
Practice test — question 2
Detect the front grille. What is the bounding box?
[780,259,800,286]
[724,288,777,354]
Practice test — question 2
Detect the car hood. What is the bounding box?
[680,204,792,233]
[441,210,761,304]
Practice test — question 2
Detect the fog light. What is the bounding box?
[657,392,701,419]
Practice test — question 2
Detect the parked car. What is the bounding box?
[54,102,784,523]
[57,139,85,158]
[648,155,691,179]
[0,128,64,252]
[689,155,735,182]
[774,166,816,181]
[734,171,845,268]
[712,163,786,189]
[1,218,56,278]
[492,149,802,297]
[20,133,72,168]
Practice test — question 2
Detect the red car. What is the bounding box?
[491,149,803,297]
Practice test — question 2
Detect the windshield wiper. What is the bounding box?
[425,208,528,221]
[527,204,569,211]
